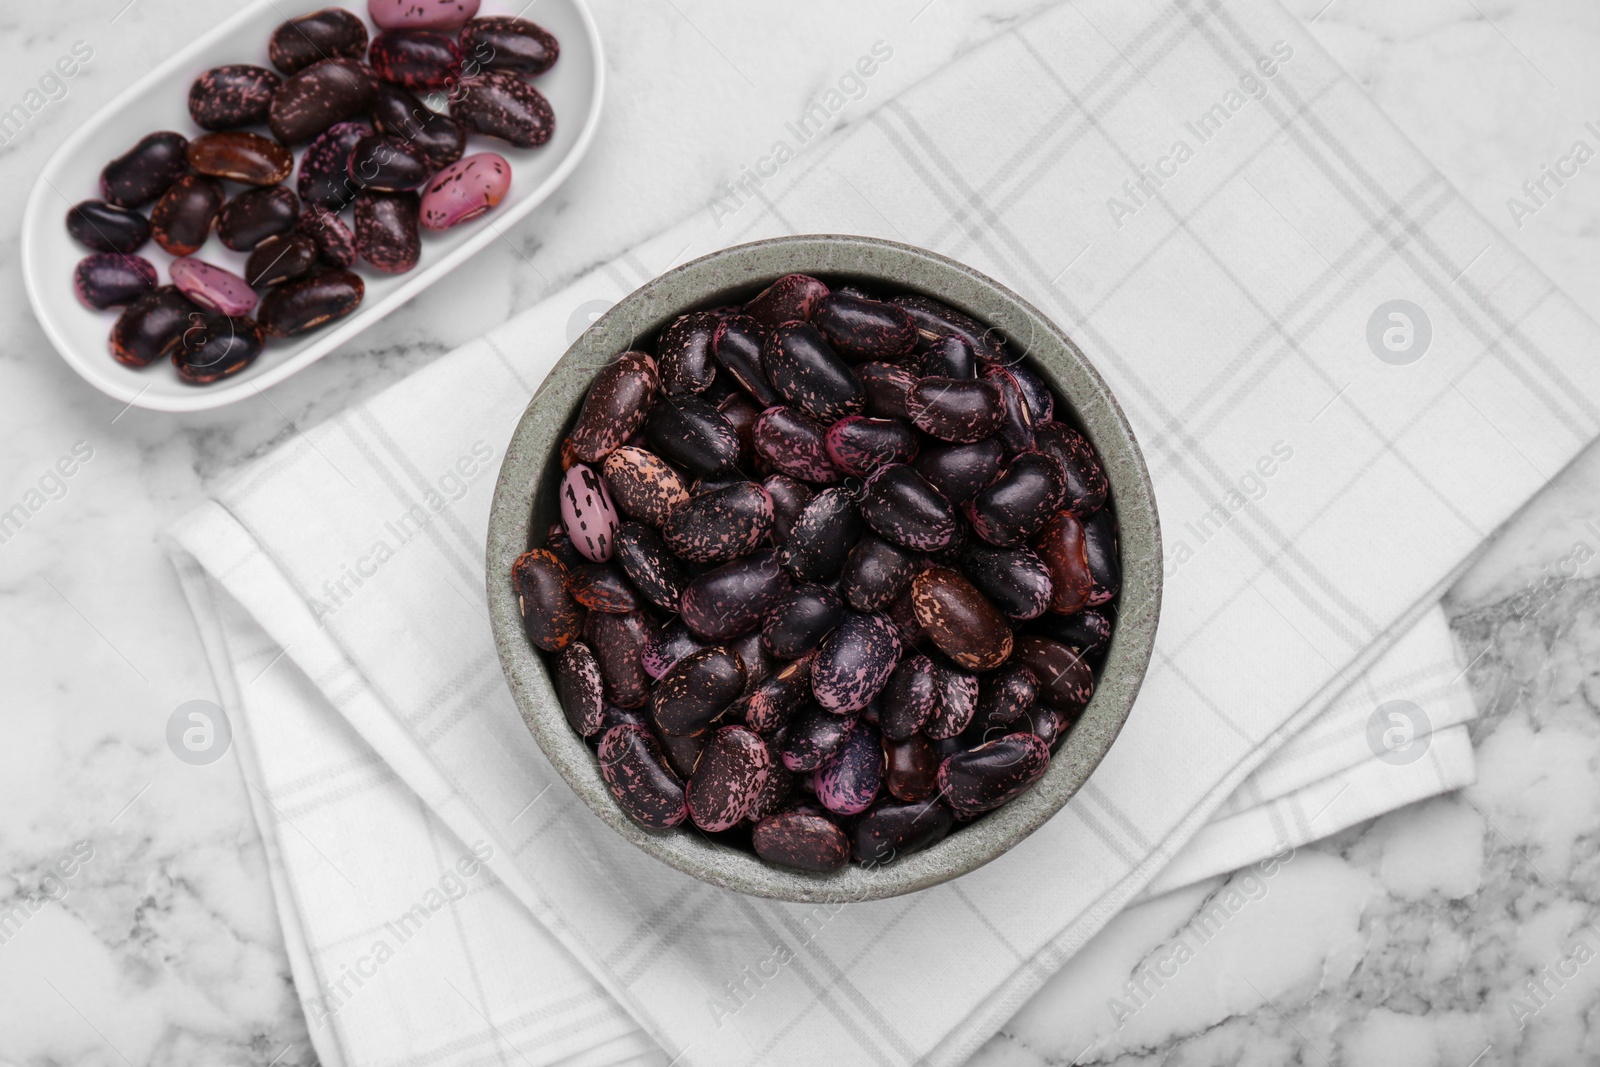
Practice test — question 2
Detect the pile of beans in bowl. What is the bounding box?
[65,0,557,385]
[515,274,1119,873]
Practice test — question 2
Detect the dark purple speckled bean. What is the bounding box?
[754,406,840,485]
[354,189,421,274]
[913,438,1004,506]
[778,702,851,771]
[1082,509,1120,607]
[369,30,463,90]
[663,482,773,564]
[966,452,1064,548]
[811,612,902,714]
[824,416,919,477]
[686,725,771,831]
[738,655,814,733]
[74,254,157,310]
[101,131,189,208]
[937,732,1051,812]
[572,351,659,464]
[860,463,956,552]
[269,58,377,145]
[763,321,864,423]
[657,311,720,395]
[762,584,844,660]
[597,724,687,829]
[586,610,653,709]
[1035,423,1109,517]
[890,294,1007,363]
[613,522,686,613]
[813,720,883,815]
[678,551,792,642]
[1012,636,1095,713]
[565,563,637,614]
[859,361,919,420]
[764,474,813,545]
[651,646,746,737]
[641,623,703,680]
[853,798,954,864]
[189,65,281,130]
[556,640,606,737]
[711,314,777,405]
[512,548,582,652]
[812,293,918,362]
[296,206,359,267]
[453,70,555,148]
[924,659,979,739]
[840,534,918,613]
[753,811,850,872]
[67,201,150,254]
[906,377,1005,444]
[645,395,740,476]
[963,542,1054,621]
[879,652,939,741]
[779,486,862,583]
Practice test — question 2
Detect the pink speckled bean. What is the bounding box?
[169,257,257,317]
[369,0,480,31]
[560,464,619,562]
[419,152,511,230]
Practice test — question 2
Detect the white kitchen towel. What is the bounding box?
[167,0,1600,1063]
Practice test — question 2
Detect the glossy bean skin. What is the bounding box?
[371,84,466,169]
[217,186,300,252]
[811,612,902,714]
[860,464,956,552]
[269,9,369,75]
[601,446,688,527]
[189,65,281,130]
[986,366,1036,452]
[151,175,225,256]
[914,437,1004,506]
[597,724,687,829]
[348,133,432,192]
[964,542,1053,621]
[825,416,918,476]
[610,525,683,615]
[73,254,156,310]
[813,721,883,815]
[657,312,720,395]
[663,482,773,564]
[245,233,319,288]
[1035,511,1093,615]
[559,463,619,562]
[1035,423,1109,516]
[170,258,257,317]
[853,798,953,864]
[738,655,814,732]
[1031,608,1113,666]
[780,486,863,583]
[419,152,511,229]
[369,30,463,90]
[67,201,150,254]
[645,395,739,476]
[269,58,377,144]
[907,378,1005,444]
[812,293,918,362]
[651,647,746,736]
[296,206,358,267]
[744,274,829,330]
[108,287,199,368]
[778,703,851,771]
[461,16,560,75]
[679,551,792,642]
[890,294,1006,363]
[687,726,771,831]
[587,610,653,709]
[1012,636,1094,712]
[453,70,556,148]
[354,190,421,273]
[753,406,840,484]
[763,321,864,423]
[937,732,1050,812]
[100,131,188,208]
[1009,364,1055,423]
[765,474,813,544]
[256,270,364,337]
[566,563,637,614]
[641,623,703,680]
[371,0,482,30]
[859,361,918,420]
[711,314,777,404]
[967,452,1064,547]
[172,314,265,385]
[975,663,1038,727]
[910,567,1013,671]
[840,534,917,613]
[556,640,606,737]
[920,334,976,379]
[1081,509,1120,606]
[924,661,979,739]
[512,548,582,652]
[879,652,938,741]
[188,131,294,186]
[298,121,373,209]
[572,351,659,463]
[763,584,843,660]
[753,812,849,872]
[883,735,940,802]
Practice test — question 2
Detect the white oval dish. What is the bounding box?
[23,0,604,413]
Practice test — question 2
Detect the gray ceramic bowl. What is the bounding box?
[487,234,1161,903]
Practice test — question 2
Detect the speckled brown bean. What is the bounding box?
[1036,511,1093,615]
[1012,636,1094,712]
[657,311,720,395]
[601,446,688,527]
[924,661,979,739]
[753,406,841,484]
[150,175,225,256]
[853,798,954,864]
[812,293,918,362]
[354,190,421,274]
[659,482,770,563]
[753,812,850,872]
[910,567,1013,671]
[269,9,369,75]
[743,273,829,330]
[586,610,652,708]
[650,646,746,736]
[678,551,793,642]
[556,641,605,737]
[811,612,902,714]
[687,726,771,831]
[597,724,687,829]
[568,351,660,463]
[780,486,863,583]
[860,464,956,552]
[453,70,555,148]
[217,186,300,251]
[188,131,295,186]
[565,564,637,614]
[937,732,1050,812]
[270,58,377,144]
[189,65,281,130]
[100,132,189,208]
[883,735,940,802]
[967,452,1065,547]
[1036,423,1109,516]
[859,361,919,420]
[763,322,864,423]
[256,270,364,337]
[512,548,582,651]
[295,206,359,268]
[906,378,1005,444]
[879,652,938,740]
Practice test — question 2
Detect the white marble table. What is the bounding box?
[3,1,1599,1064]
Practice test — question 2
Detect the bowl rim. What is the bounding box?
[21,0,606,414]
[487,234,1163,903]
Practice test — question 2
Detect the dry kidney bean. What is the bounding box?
[270,58,377,144]
[101,132,188,208]
[109,287,198,367]
[371,84,466,169]
[73,254,156,310]
[513,549,583,651]
[556,642,605,737]
[296,206,358,268]
[369,30,463,90]
[559,464,619,562]
[461,16,561,76]
[349,133,432,192]
[598,724,687,829]
[151,175,225,256]
[188,130,294,186]
[419,153,511,229]
[372,0,481,30]
[354,189,421,273]
[524,272,1121,867]
[170,258,257,317]
[174,315,266,385]
[189,65,281,130]
[256,270,364,338]
[245,234,319,288]
[217,186,300,251]
[269,9,368,75]
[299,121,372,209]
[67,201,150,254]
[453,70,555,148]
